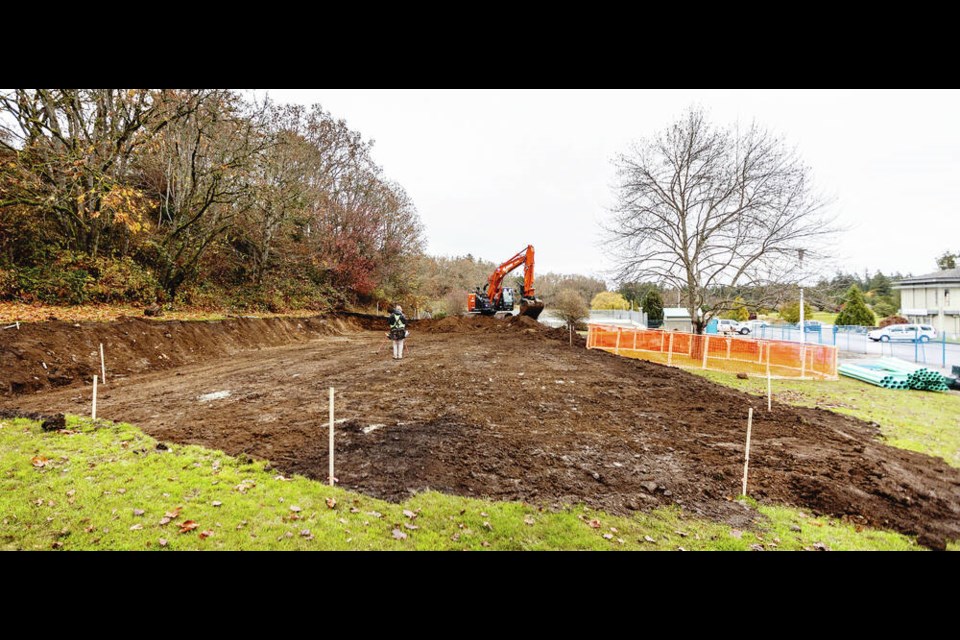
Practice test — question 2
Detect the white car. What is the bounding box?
[716,319,750,335]
[868,323,937,343]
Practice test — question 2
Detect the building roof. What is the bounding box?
[894,268,960,287]
[662,307,692,319]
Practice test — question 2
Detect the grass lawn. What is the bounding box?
[697,370,960,468]
[760,311,838,324]
[0,415,936,551]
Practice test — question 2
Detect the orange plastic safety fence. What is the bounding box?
[586,325,838,380]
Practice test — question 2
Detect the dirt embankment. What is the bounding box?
[2,312,958,548]
[0,313,386,397]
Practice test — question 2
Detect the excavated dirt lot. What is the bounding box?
[2,314,959,548]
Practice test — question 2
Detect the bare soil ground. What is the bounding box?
[3,314,958,548]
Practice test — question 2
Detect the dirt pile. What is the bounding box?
[4,322,959,548]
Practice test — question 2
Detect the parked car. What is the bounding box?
[716,319,750,335]
[867,323,937,342]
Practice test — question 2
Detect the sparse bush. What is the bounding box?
[444,290,467,316]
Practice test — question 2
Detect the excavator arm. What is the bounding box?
[487,244,536,304]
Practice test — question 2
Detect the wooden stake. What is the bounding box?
[660,331,665,352]
[726,337,732,360]
[99,343,106,384]
[702,336,710,369]
[615,327,622,355]
[569,323,572,346]
[667,333,674,365]
[633,329,638,351]
[92,375,98,420]
[328,387,335,486]
[767,369,772,412]
[742,407,753,496]
[800,345,806,379]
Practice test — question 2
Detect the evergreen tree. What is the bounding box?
[835,284,876,326]
[642,290,664,323]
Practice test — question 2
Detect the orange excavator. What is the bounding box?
[466,244,544,319]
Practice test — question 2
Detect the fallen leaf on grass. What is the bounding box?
[129,524,143,531]
[133,509,145,516]
[84,526,95,533]
[602,533,614,540]
[368,511,383,519]
[34,499,44,506]
[730,529,743,539]
[159,539,168,547]
[31,456,48,468]
[211,501,222,507]
[677,546,687,551]
[392,528,408,540]
[116,488,126,494]
[349,507,359,513]
[610,527,619,534]
[338,518,348,525]
[750,544,765,551]
[236,521,248,530]
[402,509,416,519]
[523,516,535,526]
[51,541,63,549]
[159,517,171,526]
[675,530,688,537]
[480,512,488,517]
[482,521,492,530]
[198,530,214,539]
[326,498,337,509]
[404,523,419,531]
[179,520,198,534]
[451,533,461,542]
[66,490,76,497]
[643,535,655,543]
[164,507,182,519]
[480,541,491,548]
[300,529,312,537]
[588,519,601,529]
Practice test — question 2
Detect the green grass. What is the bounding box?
[697,370,960,468]
[0,416,936,550]
[761,311,838,324]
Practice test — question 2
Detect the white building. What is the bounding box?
[894,268,960,336]
[661,307,693,332]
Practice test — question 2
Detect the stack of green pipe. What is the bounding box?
[838,363,911,388]
[876,358,950,391]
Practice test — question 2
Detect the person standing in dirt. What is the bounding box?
[387,305,408,360]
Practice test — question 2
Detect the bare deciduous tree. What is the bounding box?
[553,289,589,345]
[607,108,835,333]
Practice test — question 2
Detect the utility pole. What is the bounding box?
[798,249,806,348]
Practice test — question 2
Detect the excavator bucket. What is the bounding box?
[519,297,544,320]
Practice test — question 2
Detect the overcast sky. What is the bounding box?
[264,89,960,283]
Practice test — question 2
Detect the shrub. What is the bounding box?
[779,301,815,324]
[591,291,630,310]
[879,315,908,328]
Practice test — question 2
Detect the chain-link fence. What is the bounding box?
[749,324,959,371]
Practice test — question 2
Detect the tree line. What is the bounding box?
[0,89,423,311]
